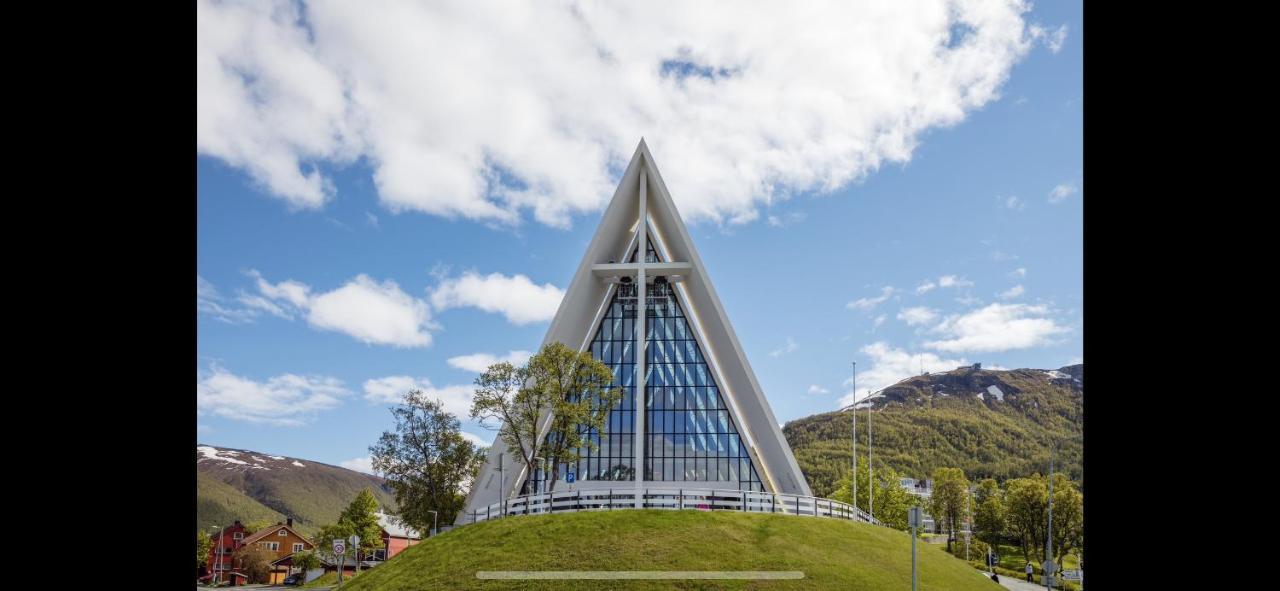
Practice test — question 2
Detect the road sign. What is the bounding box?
[566,472,576,483]
[1043,559,1056,574]
[349,534,361,546]
[1061,569,1082,580]
[908,507,923,528]
[333,540,345,555]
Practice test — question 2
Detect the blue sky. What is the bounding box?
[197,0,1081,473]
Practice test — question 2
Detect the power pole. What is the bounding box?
[1046,450,1054,590]
[851,361,857,518]
[868,392,873,521]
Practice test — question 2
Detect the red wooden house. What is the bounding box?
[201,520,247,582]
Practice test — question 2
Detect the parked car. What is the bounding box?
[282,574,301,585]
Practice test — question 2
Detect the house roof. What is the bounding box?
[238,523,315,547]
[377,511,421,539]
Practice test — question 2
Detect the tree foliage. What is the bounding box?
[929,467,969,552]
[371,390,483,530]
[1048,473,1083,566]
[471,342,623,494]
[197,530,213,568]
[972,478,1006,545]
[233,544,275,583]
[339,488,384,561]
[830,463,917,531]
[291,550,320,578]
[1003,475,1048,563]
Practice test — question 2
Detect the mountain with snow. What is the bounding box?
[784,364,1083,497]
[197,444,396,537]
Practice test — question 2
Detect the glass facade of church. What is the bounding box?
[522,242,764,493]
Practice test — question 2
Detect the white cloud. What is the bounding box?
[769,337,799,358]
[1067,356,1082,365]
[1031,24,1069,54]
[938,275,974,288]
[1049,183,1078,204]
[308,275,434,347]
[807,384,830,395]
[197,364,349,426]
[847,286,896,311]
[248,270,436,347]
[431,271,564,325]
[925,303,1070,353]
[198,276,262,324]
[767,212,807,228]
[1003,195,1024,210]
[999,284,1025,299]
[898,306,940,326]
[1012,267,1027,278]
[447,350,533,373]
[197,0,1044,228]
[362,376,475,418]
[340,457,376,475]
[916,281,937,294]
[872,314,887,330]
[838,342,968,407]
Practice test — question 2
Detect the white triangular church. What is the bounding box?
[459,140,811,521]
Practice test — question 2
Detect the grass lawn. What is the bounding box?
[340,509,1004,590]
[302,569,366,588]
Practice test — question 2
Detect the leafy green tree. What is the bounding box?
[197,530,214,569]
[973,478,1005,545]
[471,361,540,494]
[313,521,355,564]
[526,342,623,490]
[233,544,275,583]
[1048,473,1083,566]
[929,467,969,552]
[471,342,623,494]
[371,390,482,530]
[338,488,385,567]
[291,550,320,582]
[830,464,916,531]
[1004,475,1048,563]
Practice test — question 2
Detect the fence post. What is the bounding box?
[679,489,683,510]
[609,489,612,511]
[742,491,747,512]
[487,505,491,521]
[772,493,776,513]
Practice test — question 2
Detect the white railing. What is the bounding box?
[464,487,879,527]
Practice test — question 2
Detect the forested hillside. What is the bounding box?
[784,365,1082,497]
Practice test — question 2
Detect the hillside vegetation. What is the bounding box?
[342,510,1001,590]
[196,445,397,537]
[784,365,1082,497]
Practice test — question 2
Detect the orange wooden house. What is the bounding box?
[236,518,317,584]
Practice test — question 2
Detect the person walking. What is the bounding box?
[1025,561,1034,582]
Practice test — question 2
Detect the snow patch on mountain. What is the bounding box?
[986,385,1005,401]
[198,445,249,465]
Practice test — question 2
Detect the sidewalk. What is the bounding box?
[974,570,1061,591]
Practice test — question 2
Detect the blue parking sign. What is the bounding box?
[566,472,576,483]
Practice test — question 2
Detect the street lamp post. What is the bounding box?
[427,510,438,538]
[851,362,856,521]
[858,389,887,521]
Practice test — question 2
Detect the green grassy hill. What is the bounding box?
[197,444,397,537]
[784,365,1082,497]
[341,510,1001,590]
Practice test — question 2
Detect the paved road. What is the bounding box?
[973,570,1066,591]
